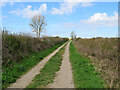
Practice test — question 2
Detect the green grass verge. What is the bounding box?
[26,43,66,88]
[70,42,104,88]
[2,42,66,88]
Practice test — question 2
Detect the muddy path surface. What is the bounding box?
[47,41,74,88]
[9,43,66,88]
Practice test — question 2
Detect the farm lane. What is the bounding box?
[8,42,66,88]
[47,41,74,88]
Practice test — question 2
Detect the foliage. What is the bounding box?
[2,31,68,66]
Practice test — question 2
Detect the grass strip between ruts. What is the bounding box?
[26,43,66,88]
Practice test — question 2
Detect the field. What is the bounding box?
[72,38,119,88]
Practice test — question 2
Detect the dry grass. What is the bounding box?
[73,37,119,88]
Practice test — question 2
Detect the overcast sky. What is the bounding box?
[1,1,118,38]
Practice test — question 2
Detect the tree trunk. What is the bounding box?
[39,31,40,38]
[38,27,41,38]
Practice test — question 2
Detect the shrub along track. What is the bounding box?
[3,43,64,88]
[8,42,67,88]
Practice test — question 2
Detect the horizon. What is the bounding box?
[2,29,118,39]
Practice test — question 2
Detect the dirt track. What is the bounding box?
[8,43,66,88]
[47,41,74,88]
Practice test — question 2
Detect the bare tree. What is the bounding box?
[70,31,76,40]
[70,31,74,40]
[29,14,47,38]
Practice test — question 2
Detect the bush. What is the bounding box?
[2,31,68,66]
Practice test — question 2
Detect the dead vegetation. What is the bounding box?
[73,37,119,88]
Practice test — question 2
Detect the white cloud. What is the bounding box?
[81,2,94,7]
[51,0,94,15]
[0,1,15,7]
[9,4,47,19]
[51,1,79,15]
[55,11,118,30]
[0,2,6,7]
[81,11,118,27]
[9,1,15,7]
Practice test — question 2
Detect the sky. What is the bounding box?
[1,1,118,38]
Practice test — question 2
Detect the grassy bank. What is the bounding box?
[2,31,68,66]
[70,42,104,88]
[2,42,66,88]
[73,38,118,88]
[26,43,66,88]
